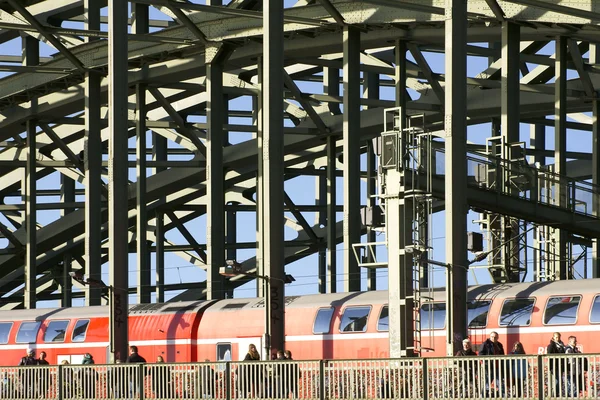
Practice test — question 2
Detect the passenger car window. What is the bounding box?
[0,322,12,344]
[590,295,600,323]
[468,300,491,328]
[313,307,334,334]
[378,306,389,331]
[544,296,581,325]
[44,320,69,342]
[340,306,371,333]
[216,343,232,361]
[421,303,446,329]
[499,298,535,326]
[16,321,41,343]
[72,319,90,342]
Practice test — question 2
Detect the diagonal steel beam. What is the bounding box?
[484,0,505,21]
[148,87,207,156]
[567,39,596,98]
[504,0,600,21]
[38,123,83,169]
[0,222,22,250]
[283,192,319,243]
[408,43,445,104]
[162,0,210,45]
[165,210,207,264]
[6,0,87,72]
[282,70,330,134]
[316,0,345,26]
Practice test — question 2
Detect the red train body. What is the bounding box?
[0,279,599,365]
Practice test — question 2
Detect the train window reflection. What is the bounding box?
[0,322,12,344]
[72,319,89,342]
[544,296,581,325]
[340,306,371,333]
[216,343,231,362]
[468,301,491,328]
[591,295,600,323]
[378,306,389,332]
[44,320,69,342]
[499,298,535,326]
[421,303,446,330]
[16,321,41,343]
[313,307,334,334]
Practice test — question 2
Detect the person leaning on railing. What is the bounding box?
[547,332,566,397]
[564,336,588,397]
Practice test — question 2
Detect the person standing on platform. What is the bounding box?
[479,331,505,397]
[126,345,147,397]
[455,338,477,398]
[547,332,566,397]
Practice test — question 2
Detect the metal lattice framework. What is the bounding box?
[1,0,600,356]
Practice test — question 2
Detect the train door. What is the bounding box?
[236,337,262,360]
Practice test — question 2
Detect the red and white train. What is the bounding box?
[0,278,598,365]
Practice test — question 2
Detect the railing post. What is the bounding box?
[319,360,325,400]
[537,355,544,400]
[57,365,63,400]
[422,359,428,400]
[225,362,231,400]
[138,363,145,400]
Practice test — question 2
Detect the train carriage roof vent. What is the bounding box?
[162,305,201,313]
[222,303,248,310]
[130,304,165,314]
[253,296,300,308]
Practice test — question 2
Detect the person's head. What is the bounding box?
[156,356,164,363]
[284,350,292,359]
[129,345,138,354]
[26,348,35,357]
[61,360,69,365]
[276,350,285,359]
[248,344,257,354]
[489,331,499,343]
[462,339,472,350]
[82,353,94,365]
[553,332,562,342]
[39,351,47,360]
[568,336,577,346]
[513,341,524,354]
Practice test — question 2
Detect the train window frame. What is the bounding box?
[590,295,600,324]
[543,295,582,326]
[72,319,90,342]
[420,302,446,330]
[43,320,70,343]
[16,321,41,344]
[216,342,232,362]
[467,300,492,329]
[377,305,389,332]
[0,322,12,344]
[313,307,334,334]
[498,297,535,327]
[339,305,372,333]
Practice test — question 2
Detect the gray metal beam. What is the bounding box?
[555,36,568,281]
[60,173,74,307]
[206,41,228,300]
[501,21,520,145]
[591,43,600,279]
[108,0,129,363]
[134,1,151,305]
[444,0,468,356]
[408,43,445,104]
[260,0,285,360]
[342,26,361,293]
[84,0,103,307]
[324,67,338,294]
[364,71,378,291]
[23,34,38,310]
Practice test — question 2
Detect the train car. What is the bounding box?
[0,279,598,365]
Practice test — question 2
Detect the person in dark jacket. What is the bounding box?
[547,332,566,397]
[509,341,527,397]
[564,336,587,397]
[18,348,39,398]
[479,332,505,397]
[126,345,147,397]
[455,339,477,398]
[80,353,97,399]
[238,343,261,398]
[37,351,50,398]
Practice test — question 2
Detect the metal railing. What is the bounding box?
[4,354,600,399]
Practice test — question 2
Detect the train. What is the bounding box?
[0,278,598,365]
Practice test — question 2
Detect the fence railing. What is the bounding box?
[3,354,600,399]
